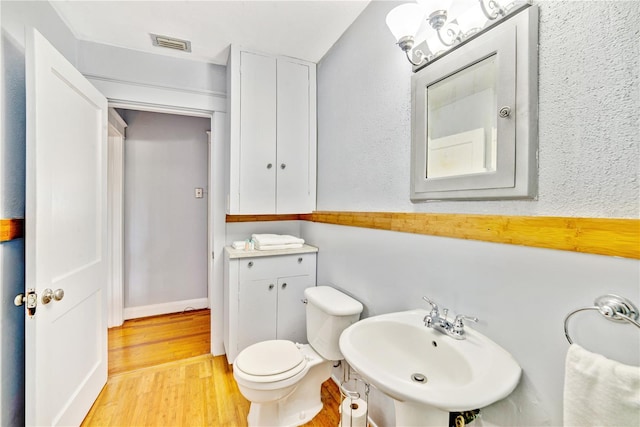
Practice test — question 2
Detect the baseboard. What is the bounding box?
[123,297,209,320]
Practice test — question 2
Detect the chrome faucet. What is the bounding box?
[422,296,478,340]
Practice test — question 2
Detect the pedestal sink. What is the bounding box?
[338,309,521,426]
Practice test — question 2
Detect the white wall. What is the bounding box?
[78,40,226,96]
[312,1,640,426]
[0,1,79,424]
[122,110,210,313]
[301,222,640,426]
[317,0,639,218]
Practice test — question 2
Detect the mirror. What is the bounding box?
[427,55,497,179]
[411,5,538,201]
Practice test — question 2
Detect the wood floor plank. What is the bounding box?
[108,309,211,375]
[82,310,345,427]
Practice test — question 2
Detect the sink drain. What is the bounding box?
[411,373,427,384]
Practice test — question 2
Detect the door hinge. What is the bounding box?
[212,251,215,259]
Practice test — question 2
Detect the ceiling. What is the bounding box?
[50,0,371,65]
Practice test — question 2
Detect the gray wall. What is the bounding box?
[312,1,640,426]
[0,1,79,425]
[78,41,226,95]
[317,0,639,218]
[123,110,209,309]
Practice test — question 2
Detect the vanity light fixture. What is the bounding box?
[386,0,530,69]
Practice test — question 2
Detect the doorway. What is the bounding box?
[118,109,210,319]
[105,97,227,357]
[107,106,219,329]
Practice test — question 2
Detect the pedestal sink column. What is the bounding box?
[394,401,449,427]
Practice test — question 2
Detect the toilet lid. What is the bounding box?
[235,340,305,377]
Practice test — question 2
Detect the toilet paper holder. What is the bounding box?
[339,377,370,427]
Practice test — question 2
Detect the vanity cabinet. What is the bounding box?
[226,45,317,214]
[223,245,318,363]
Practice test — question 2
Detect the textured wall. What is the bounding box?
[317,0,640,217]
[314,1,640,426]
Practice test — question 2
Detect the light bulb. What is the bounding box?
[426,35,447,56]
[456,3,488,34]
[386,3,425,42]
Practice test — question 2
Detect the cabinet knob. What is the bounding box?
[499,106,512,118]
[282,283,287,289]
[280,163,286,170]
[268,284,275,290]
[247,261,253,268]
[267,163,273,169]
[298,257,303,263]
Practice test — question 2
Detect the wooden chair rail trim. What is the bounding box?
[226,212,640,260]
[0,219,24,242]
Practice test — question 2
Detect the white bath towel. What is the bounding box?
[564,343,640,426]
[255,242,303,251]
[251,234,304,246]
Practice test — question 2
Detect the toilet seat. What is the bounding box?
[235,340,307,383]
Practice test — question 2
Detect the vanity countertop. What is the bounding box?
[225,244,318,259]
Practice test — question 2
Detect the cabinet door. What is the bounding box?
[276,59,313,214]
[276,276,313,343]
[238,279,277,352]
[239,51,277,213]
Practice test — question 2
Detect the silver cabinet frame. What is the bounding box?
[410,6,538,201]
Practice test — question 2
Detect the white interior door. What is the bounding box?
[25,28,108,426]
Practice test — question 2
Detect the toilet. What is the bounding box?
[233,285,363,427]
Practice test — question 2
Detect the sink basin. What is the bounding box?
[339,309,521,426]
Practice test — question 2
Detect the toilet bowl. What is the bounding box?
[232,286,363,427]
[234,341,332,426]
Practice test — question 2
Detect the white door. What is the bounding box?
[276,59,311,214]
[239,51,277,213]
[275,275,310,343]
[25,28,108,426]
[238,279,278,351]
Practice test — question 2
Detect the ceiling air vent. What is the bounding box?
[150,34,192,52]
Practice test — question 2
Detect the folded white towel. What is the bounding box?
[231,241,246,250]
[255,242,303,251]
[563,343,640,426]
[251,234,305,246]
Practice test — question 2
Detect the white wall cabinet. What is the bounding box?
[226,45,317,214]
[223,246,318,363]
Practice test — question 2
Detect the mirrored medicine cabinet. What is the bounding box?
[411,5,538,201]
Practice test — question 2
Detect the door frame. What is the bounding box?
[95,77,227,356]
[107,108,126,328]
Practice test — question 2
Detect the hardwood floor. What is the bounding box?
[107,309,211,375]
[82,309,342,426]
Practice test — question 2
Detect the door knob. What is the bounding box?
[41,288,64,305]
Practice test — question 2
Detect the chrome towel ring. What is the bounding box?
[564,294,640,344]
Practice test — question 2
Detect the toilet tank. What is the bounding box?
[304,286,363,361]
